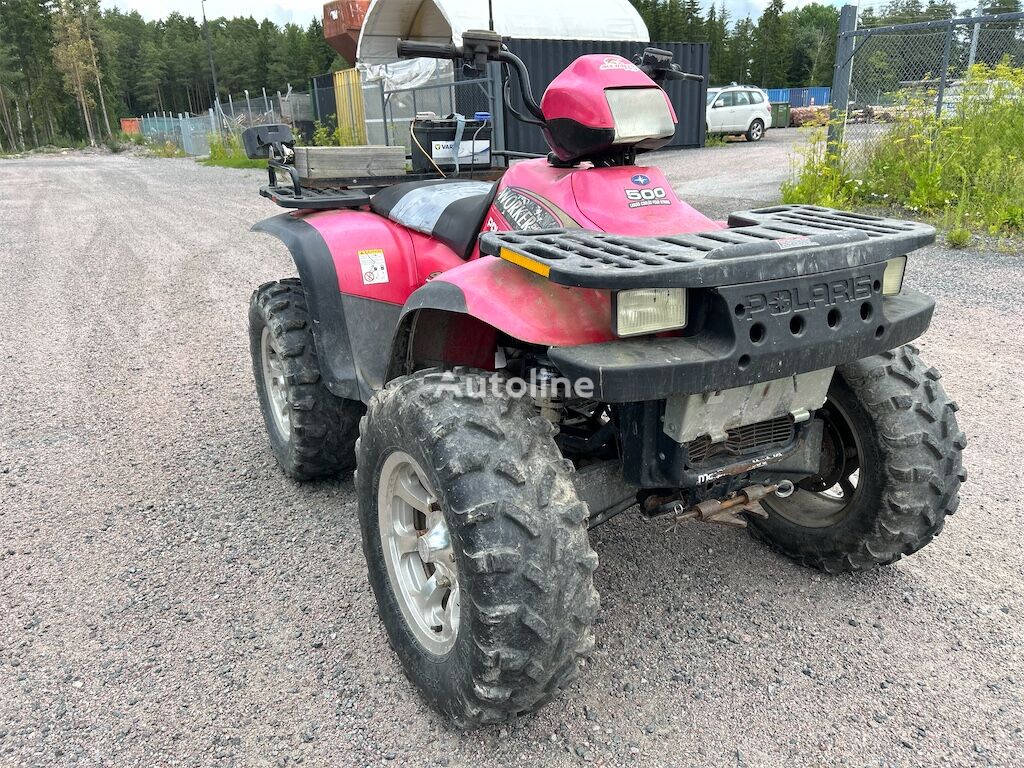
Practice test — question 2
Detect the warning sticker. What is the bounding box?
[358,249,389,285]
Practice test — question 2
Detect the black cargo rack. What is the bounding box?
[478,205,934,289]
[259,158,504,210]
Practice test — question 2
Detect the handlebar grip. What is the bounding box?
[396,40,463,60]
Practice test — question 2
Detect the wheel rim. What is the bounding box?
[751,122,763,139]
[377,451,460,656]
[763,396,863,528]
[260,326,291,439]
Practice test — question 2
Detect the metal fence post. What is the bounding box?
[829,4,858,151]
[379,82,389,147]
[487,62,506,166]
[968,4,982,69]
[936,20,954,118]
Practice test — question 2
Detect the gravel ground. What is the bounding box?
[1,143,1021,768]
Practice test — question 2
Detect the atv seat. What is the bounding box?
[371,179,497,259]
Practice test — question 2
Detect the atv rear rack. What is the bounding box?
[478,206,934,288]
[259,158,504,210]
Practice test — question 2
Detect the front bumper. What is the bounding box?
[548,269,934,403]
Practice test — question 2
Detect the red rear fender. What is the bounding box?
[301,209,422,303]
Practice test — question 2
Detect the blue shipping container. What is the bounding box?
[787,87,831,107]
[767,88,789,103]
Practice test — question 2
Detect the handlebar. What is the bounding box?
[395,37,703,129]
[398,32,546,123]
[662,69,704,82]
[639,63,704,84]
[396,40,463,60]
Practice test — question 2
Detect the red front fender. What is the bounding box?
[409,256,615,347]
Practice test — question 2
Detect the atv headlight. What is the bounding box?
[883,256,907,296]
[606,88,676,144]
[614,288,687,337]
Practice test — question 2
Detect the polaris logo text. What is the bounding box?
[742,275,873,318]
[625,187,670,208]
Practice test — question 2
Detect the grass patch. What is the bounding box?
[704,133,728,148]
[202,133,265,168]
[151,140,186,158]
[311,120,362,147]
[782,62,1024,239]
[946,227,972,248]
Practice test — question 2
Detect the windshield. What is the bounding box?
[706,89,720,105]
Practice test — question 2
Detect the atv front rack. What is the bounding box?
[478,206,934,288]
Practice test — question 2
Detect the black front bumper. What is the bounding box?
[548,266,934,403]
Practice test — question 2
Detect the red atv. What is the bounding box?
[244,33,965,727]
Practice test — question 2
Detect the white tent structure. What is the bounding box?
[357,0,650,64]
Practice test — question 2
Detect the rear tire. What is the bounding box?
[356,369,600,727]
[249,278,363,480]
[749,345,966,572]
[746,119,765,142]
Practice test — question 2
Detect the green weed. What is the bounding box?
[151,141,186,158]
[783,62,1024,239]
[201,133,265,169]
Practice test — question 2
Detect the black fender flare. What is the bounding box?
[385,281,499,381]
[252,213,361,400]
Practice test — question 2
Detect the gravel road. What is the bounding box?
[1,142,1021,768]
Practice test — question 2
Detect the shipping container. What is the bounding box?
[119,118,142,135]
[324,0,370,66]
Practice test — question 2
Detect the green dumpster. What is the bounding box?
[770,102,791,128]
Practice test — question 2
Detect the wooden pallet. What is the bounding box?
[292,146,407,181]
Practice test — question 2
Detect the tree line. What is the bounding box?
[0,0,343,151]
[630,0,1022,89]
[2,0,1020,152]
[630,0,841,88]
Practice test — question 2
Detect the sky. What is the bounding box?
[99,0,840,28]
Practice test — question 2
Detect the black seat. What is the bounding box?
[370,179,497,259]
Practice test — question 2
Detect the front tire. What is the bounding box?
[746,118,765,142]
[356,370,599,727]
[249,279,363,480]
[750,345,966,572]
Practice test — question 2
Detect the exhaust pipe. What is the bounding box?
[650,479,797,529]
[774,479,795,498]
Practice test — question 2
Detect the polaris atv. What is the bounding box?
[243,33,965,727]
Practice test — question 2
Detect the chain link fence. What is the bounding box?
[134,88,312,156]
[310,66,499,151]
[832,10,1024,166]
[372,78,497,151]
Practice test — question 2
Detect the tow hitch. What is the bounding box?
[646,480,795,529]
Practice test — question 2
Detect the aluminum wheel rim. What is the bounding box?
[378,451,460,656]
[763,396,862,528]
[260,326,291,439]
[751,122,763,139]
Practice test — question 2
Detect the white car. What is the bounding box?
[705,85,773,141]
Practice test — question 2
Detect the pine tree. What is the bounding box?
[706,3,730,84]
[727,18,756,84]
[52,0,97,144]
[751,0,792,88]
